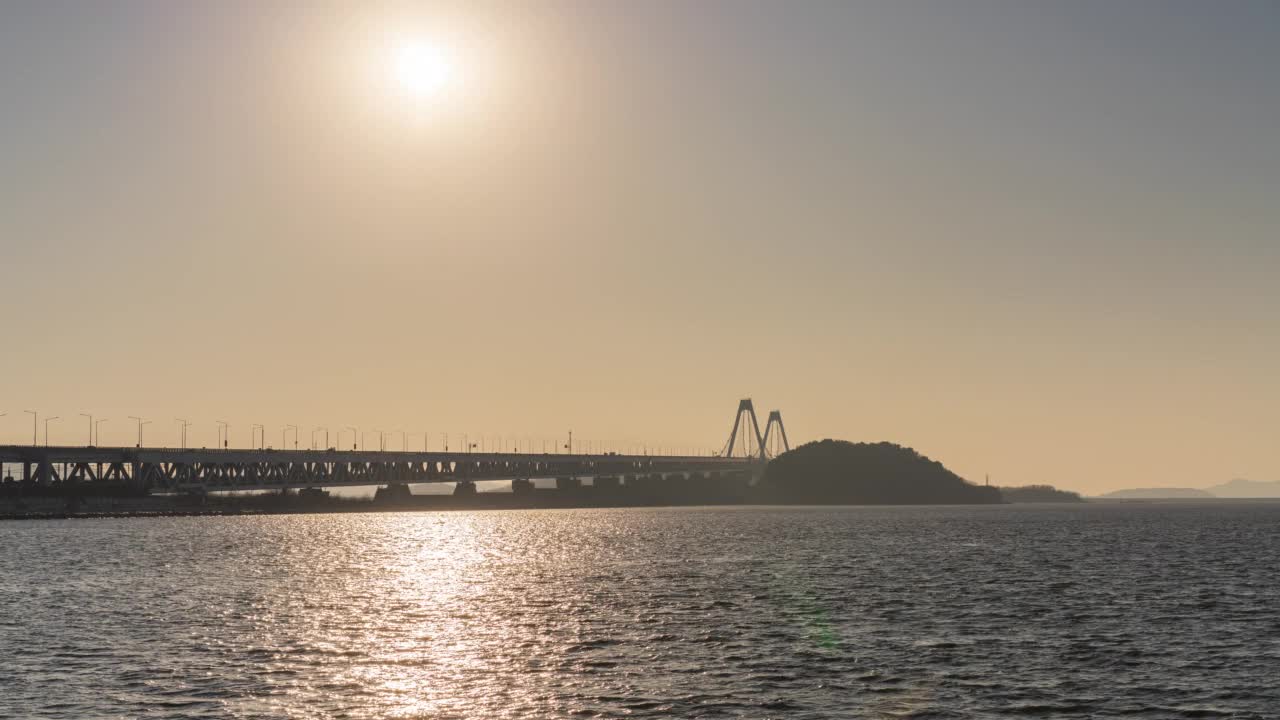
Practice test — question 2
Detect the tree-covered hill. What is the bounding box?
[760,439,1001,504]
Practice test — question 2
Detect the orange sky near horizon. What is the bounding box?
[1,2,1277,495]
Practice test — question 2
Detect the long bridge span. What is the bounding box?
[0,400,790,494]
[0,446,756,494]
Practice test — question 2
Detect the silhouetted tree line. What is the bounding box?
[998,485,1084,503]
[760,439,1002,504]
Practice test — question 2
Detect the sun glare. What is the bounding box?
[391,39,456,102]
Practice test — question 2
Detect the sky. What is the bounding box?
[1,1,1277,494]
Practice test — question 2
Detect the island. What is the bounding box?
[1206,479,1280,499]
[758,439,1001,504]
[1099,487,1215,499]
[998,485,1085,503]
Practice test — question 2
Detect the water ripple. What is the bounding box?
[1,503,1279,718]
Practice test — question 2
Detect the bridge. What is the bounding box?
[0,400,790,494]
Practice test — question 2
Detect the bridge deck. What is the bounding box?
[0,445,739,464]
[0,446,757,492]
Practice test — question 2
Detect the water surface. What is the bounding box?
[2,503,1277,718]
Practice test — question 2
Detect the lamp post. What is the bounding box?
[346,426,358,451]
[79,413,93,446]
[95,418,108,446]
[25,410,37,446]
[128,416,146,447]
[251,424,263,449]
[44,416,60,446]
[175,419,190,449]
[216,420,229,449]
[316,427,329,450]
[288,424,299,451]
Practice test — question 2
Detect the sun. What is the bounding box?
[391,39,456,101]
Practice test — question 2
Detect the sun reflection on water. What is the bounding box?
[7,507,1274,717]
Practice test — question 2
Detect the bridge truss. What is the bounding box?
[1,399,785,494]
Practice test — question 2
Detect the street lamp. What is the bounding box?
[95,418,108,446]
[346,426,359,451]
[44,416,60,446]
[24,410,37,446]
[175,418,191,449]
[128,416,148,447]
[287,424,299,451]
[216,420,229,449]
[79,413,93,446]
[251,424,264,449]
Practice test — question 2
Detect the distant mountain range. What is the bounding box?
[1206,478,1280,498]
[1100,487,1215,499]
[1099,479,1280,499]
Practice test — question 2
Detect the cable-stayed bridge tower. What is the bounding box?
[721,399,790,461]
[761,410,791,459]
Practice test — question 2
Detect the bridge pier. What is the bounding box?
[555,476,581,491]
[511,478,534,495]
[374,483,413,503]
[453,480,477,496]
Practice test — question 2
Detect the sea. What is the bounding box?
[1,502,1277,719]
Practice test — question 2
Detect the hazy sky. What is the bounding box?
[2,1,1277,493]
